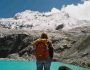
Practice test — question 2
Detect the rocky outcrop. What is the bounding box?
[0,33,33,58]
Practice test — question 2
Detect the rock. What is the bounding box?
[56,24,64,30]
[7,53,19,59]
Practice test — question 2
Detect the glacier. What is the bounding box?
[0,8,90,31]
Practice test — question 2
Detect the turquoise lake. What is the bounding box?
[0,60,89,70]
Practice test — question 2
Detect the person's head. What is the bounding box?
[41,33,48,39]
[58,66,71,70]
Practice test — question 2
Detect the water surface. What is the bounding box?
[0,60,89,70]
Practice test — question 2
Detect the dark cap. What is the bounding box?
[41,33,48,39]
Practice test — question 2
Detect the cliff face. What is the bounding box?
[0,26,90,68]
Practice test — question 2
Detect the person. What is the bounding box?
[58,66,72,70]
[32,33,53,70]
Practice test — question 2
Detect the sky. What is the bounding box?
[0,0,83,18]
[63,0,90,20]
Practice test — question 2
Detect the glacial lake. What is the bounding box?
[0,60,89,70]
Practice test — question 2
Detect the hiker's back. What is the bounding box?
[33,38,49,60]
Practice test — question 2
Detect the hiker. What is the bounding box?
[32,33,53,70]
[58,66,71,70]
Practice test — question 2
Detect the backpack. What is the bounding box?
[34,39,49,60]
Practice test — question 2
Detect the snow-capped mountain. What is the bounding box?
[0,8,90,31]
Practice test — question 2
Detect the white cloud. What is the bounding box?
[50,8,60,13]
[62,0,90,20]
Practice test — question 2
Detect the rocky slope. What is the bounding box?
[0,26,90,68]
